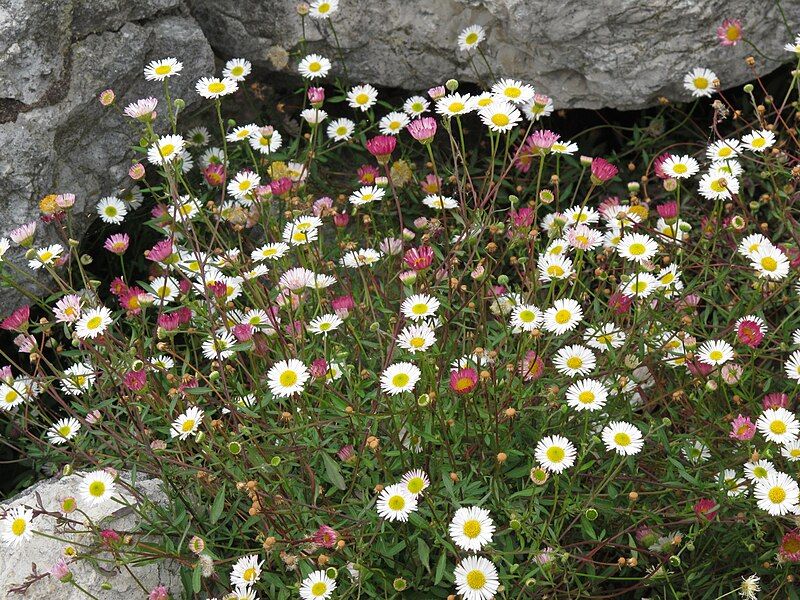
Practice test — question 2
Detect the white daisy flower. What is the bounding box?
[535,435,577,473]
[435,93,474,117]
[403,95,430,116]
[380,362,421,396]
[170,406,204,440]
[401,294,440,321]
[400,469,430,497]
[249,128,283,154]
[785,350,800,381]
[230,554,263,588]
[741,129,776,152]
[449,506,495,552]
[201,330,238,360]
[147,134,185,165]
[227,170,261,201]
[754,471,800,515]
[298,54,332,80]
[423,194,458,210]
[327,117,356,141]
[396,323,437,354]
[706,138,741,161]
[299,570,337,600]
[537,254,573,282]
[96,196,127,224]
[79,470,116,506]
[683,67,717,98]
[565,378,608,412]
[308,0,339,18]
[223,58,252,81]
[349,185,385,206]
[757,408,799,444]
[479,101,522,132]
[376,483,417,522]
[379,111,411,135]
[267,359,310,398]
[308,313,343,335]
[347,84,378,111]
[553,345,596,377]
[195,77,238,99]
[744,459,776,483]
[144,57,183,81]
[661,155,699,179]
[28,244,64,270]
[509,304,543,332]
[617,233,658,263]
[75,306,113,339]
[453,555,500,600]
[542,298,583,335]
[696,339,734,366]
[0,506,34,547]
[46,417,81,445]
[491,78,535,104]
[602,421,644,456]
[750,246,789,280]
[457,24,486,52]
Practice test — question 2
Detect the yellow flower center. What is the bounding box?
[629,243,646,255]
[239,180,251,191]
[463,519,481,538]
[518,309,536,323]
[505,87,521,98]
[752,137,765,148]
[753,466,767,478]
[548,265,564,277]
[465,32,478,44]
[770,420,787,434]
[614,432,631,446]
[160,143,175,156]
[392,373,410,388]
[410,337,425,348]
[181,419,196,432]
[280,371,298,387]
[208,82,226,94]
[411,303,428,315]
[710,179,726,193]
[406,477,424,494]
[566,357,583,369]
[466,569,487,590]
[546,446,564,463]
[318,2,330,12]
[693,77,709,89]
[673,163,687,174]
[491,113,510,127]
[309,62,321,72]
[311,582,328,596]
[58,425,71,437]
[86,316,102,330]
[554,309,571,324]
[768,486,786,504]
[387,494,405,511]
[718,147,732,157]
[155,65,171,75]
[231,66,244,76]
[578,391,595,404]
[243,567,257,582]
[39,251,53,262]
[448,102,464,113]
[761,256,777,271]
[89,481,106,497]
[355,93,369,105]
[11,518,26,537]
[709,350,723,361]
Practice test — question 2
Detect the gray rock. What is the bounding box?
[0,473,179,599]
[0,6,214,313]
[186,0,800,109]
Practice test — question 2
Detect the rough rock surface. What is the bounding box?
[0,473,179,599]
[0,2,214,312]
[186,0,800,109]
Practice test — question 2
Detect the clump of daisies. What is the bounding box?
[2,13,800,600]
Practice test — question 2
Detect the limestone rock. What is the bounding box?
[0,473,179,599]
[0,5,214,313]
[186,0,800,109]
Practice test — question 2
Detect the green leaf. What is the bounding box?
[434,552,447,585]
[321,452,347,490]
[417,537,430,572]
[210,484,226,524]
[192,561,203,593]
